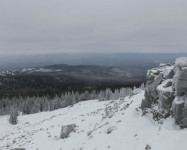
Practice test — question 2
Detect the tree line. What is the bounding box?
[2,83,145,125]
[0,75,143,99]
[1,84,145,116]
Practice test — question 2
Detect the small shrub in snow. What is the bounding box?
[117,120,121,123]
[145,144,151,150]
[106,126,117,134]
[87,131,92,136]
[103,105,114,120]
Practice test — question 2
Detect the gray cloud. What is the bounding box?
[0,0,187,54]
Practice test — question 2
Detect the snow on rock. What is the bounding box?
[172,96,185,125]
[142,57,187,127]
[60,124,77,139]
[175,57,187,68]
[1,91,187,150]
[157,79,174,109]
[157,79,173,92]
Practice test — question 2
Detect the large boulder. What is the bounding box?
[142,68,164,109]
[60,124,77,139]
[173,57,187,93]
[173,69,187,94]
[172,96,185,124]
[157,79,174,109]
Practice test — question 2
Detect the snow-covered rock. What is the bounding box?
[142,57,187,127]
[157,79,174,109]
[60,124,77,139]
[175,57,187,68]
[172,96,185,124]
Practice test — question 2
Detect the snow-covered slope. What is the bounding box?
[0,90,187,150]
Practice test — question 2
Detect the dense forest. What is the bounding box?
[0,75,143,99]
[0,84,145,117]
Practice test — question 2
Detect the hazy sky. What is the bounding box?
[0,0,187,55]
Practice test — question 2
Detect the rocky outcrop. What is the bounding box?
[141,57,187,127]
[60,124,77,139]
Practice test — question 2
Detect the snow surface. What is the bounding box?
[157,79,173,92]
[0,91,187,150]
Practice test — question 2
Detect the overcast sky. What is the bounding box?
[0,0,187,55]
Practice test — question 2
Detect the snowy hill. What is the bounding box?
[0,64,143,99]
[1,90,187,150]
[7,65,138,79]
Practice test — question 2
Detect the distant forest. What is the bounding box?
[0,75,143,99]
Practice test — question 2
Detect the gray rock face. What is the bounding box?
[60,124,76,139]
[141,57,187,127]
[158,90,174,109]
[157,79,175,109]
[172,97,185,124]
[142,70,164,108]
[141,98,151,109]
[173,57,187,93]
[173,69,187,93]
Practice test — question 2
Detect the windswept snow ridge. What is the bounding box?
[0,91,187,150]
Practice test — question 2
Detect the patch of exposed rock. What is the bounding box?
[60,124,77,139]
[141,57,187,127]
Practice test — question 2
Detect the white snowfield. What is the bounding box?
[0,90,187,150]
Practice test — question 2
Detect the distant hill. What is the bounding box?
[12,64,145,81]
[0,64,144,98]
